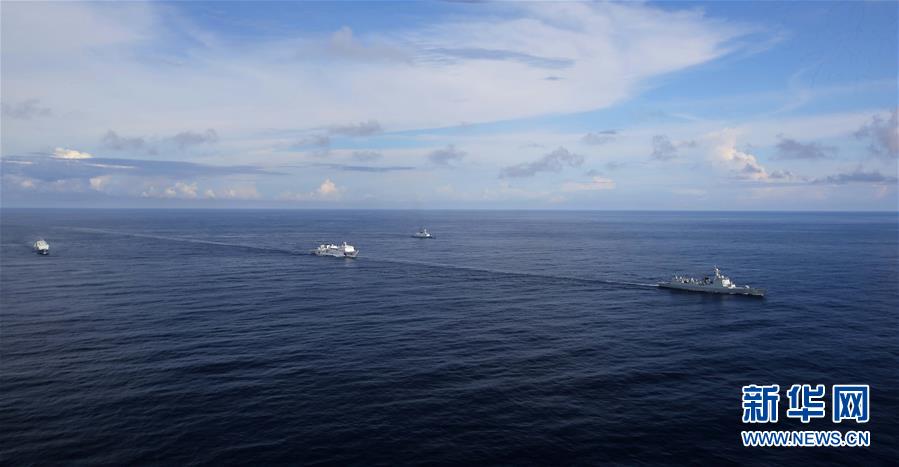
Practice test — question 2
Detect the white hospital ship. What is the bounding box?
[313,242,358,258]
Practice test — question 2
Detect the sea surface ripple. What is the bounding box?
[2,209,897,465]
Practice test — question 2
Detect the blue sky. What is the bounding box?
[1,1,896,209]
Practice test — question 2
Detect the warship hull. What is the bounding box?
[658,282,764,296]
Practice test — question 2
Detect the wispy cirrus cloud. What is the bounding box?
[4,1,892,210]
[423,47,574,69]
[1,0,751,146]
[2,153,276,182]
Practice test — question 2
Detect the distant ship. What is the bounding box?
[33,239,50,255]
[658,267,764,296]
[412,228,434,239]
[313,242,358,258]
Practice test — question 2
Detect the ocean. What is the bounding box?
[1,209,897,465]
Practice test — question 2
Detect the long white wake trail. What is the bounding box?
[63,228,659,289]
[61,227,303,255]
[363,256,660,289]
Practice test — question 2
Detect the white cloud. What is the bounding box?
[279,178,342,201]
[185,185,260,200]
[317,178,339,196]
[212,185,260,200]
[6,2,889,210]
[1,1,751,151]
[53,147,93,159]
[142,181,198,199]
[0,2,153,57]
[707,129,778,181]
[89,175,112,191]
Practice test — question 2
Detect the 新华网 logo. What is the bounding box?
[740,384,870,448]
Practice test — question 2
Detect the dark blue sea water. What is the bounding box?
[2,209,897,465]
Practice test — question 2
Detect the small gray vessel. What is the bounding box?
[659,267,764,297]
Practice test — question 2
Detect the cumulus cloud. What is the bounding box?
[650,135,678,161]
[650,135,695,161]
[53,147,93,159]
[171,129,218,149]
[709,129,778,181]
[561,176,616,192]
[207,185,261,200]
[428,145,466,166]
[1,98,52,119]
[500,147,584,178]
[89,175,112,191]
[318,178,338,196]
[102,130,149,152]
[279,178,343,201]
[582,130,617,145]
[1,175,89,194]
[140,181,197,199]
[774,135,836,160]
[15,170,263,201]
[137,182,260,200]
[853,109,898,159]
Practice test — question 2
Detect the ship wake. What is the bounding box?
[61,227,660,289]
